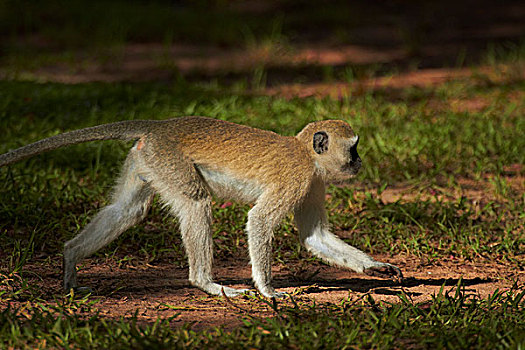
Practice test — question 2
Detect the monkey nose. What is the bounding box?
[350,157,362,167]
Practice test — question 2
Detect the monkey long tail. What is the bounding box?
[0,120,155,167]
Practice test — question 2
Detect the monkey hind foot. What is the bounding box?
[255,285,288,299]
[267,291,288,299]
[198,282,250,297]
[64,286,94,297]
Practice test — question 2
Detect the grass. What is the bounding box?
[0,0,267,48]
[0,73,523,348]
[1,1,524,348]
[0,78,523,262]
[1,284,524,349]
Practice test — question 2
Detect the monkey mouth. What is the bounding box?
[341,159,362,176]
[346,167,360,176]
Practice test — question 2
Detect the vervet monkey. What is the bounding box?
[0,116,402,298]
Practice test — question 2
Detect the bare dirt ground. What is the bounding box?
[7,42,523,90]
[4,252,524,330]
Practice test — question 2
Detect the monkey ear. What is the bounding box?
[313,131,329,154]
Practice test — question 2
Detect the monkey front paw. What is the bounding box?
[199,283,250,297]
[364,263,403,282]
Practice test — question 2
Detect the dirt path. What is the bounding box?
[3,255,522,330]
[6,42,522,89]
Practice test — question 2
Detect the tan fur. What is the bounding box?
[1,116,402,298]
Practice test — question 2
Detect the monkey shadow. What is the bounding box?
[76,273,493,299]
[138,275,493,298]
[267,276,494,297]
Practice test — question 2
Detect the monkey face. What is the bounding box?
[328,135,362,182]
[311,131,361,182]
[341,136,362,176]
[296,119,362,183]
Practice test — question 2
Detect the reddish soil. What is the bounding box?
[6,42,523,89]
[2,255,523,330]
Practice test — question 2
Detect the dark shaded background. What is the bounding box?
[1,0,523,86]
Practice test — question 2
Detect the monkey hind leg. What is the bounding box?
[63,152,153,292]
[164,194,249,297]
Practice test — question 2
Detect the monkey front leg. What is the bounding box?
[294,181,403,281]
[246,204,289,298]
[298,223,402,280]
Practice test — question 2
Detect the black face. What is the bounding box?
[341,137,362,175]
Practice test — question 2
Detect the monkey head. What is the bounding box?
[296,120,362,183]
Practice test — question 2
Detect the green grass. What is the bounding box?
[0,73,523,348]
[1,284,524,349]
[0,0,269,49]
[0,78,523,261]
[1,6,525,343]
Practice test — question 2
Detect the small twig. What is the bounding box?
[271,296,279,313]
[253,293,284,319]
[221,287,250,314]
[288,293,299,309]
[344,291,373,309]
